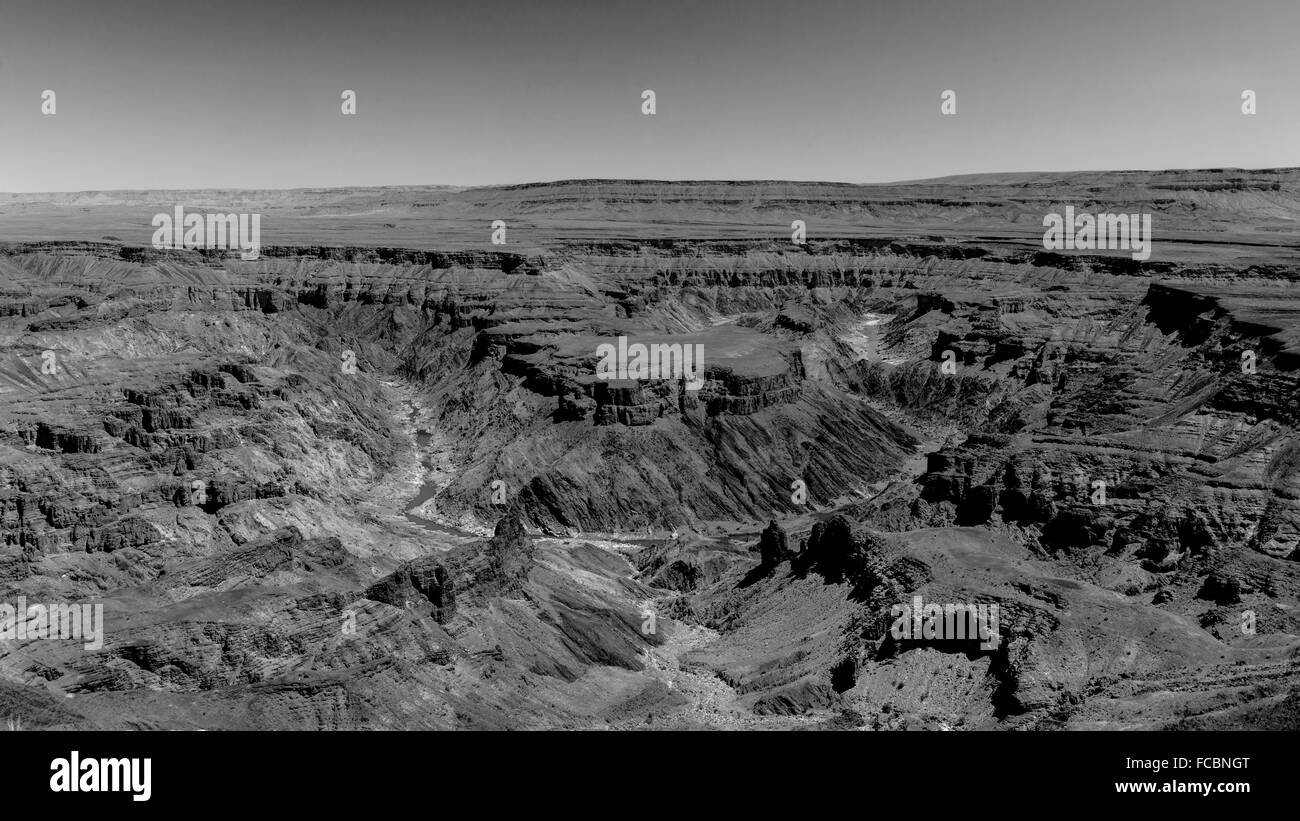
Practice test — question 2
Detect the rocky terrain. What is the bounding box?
[0,169,1298,729]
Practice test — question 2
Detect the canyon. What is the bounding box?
[0,170,1297,729]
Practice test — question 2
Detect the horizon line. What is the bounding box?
[4,165,1298,197]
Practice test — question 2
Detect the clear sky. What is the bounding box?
[1,0,1296,191]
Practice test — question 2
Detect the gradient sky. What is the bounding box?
[1,0,1296,191]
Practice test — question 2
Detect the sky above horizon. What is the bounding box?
[1,0,1297,192]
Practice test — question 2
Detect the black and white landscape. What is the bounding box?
[1,0,1298,733]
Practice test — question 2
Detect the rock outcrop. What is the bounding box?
[365,558,457,623]
[758,520,790,569]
